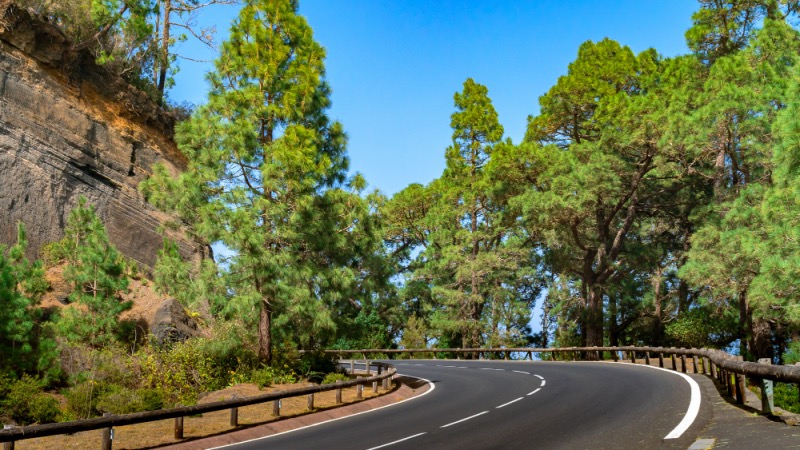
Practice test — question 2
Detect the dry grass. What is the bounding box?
[14,381,389,450]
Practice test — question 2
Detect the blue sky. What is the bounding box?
[168,1,702,335]
[169,1,699,197]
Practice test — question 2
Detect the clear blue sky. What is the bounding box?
[170,0,699,197]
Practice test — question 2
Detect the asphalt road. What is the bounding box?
[212,360,707,450]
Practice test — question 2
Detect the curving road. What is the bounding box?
[212,360,707,449]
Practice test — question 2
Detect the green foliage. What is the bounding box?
[96,386,164,414]
[665,307,738,349]
[141,0,392,364]
[0,375,60,425]
[774,383,800,414]
[321,372,349,385]
[0,223,51,376]
[56,197,131,347]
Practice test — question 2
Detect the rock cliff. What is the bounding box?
[0,1,203,270]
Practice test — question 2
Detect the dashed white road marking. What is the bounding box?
[496,397,524,408]
[440,411,489,428]
[479,368,505,371]
[513,370,530,375]
[540,379,546,387]
[442,365,457,368]
[534,374,544,380]
[366,432,427,450]
[527,388,541,396]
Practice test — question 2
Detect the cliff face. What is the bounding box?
[0,2,201,270]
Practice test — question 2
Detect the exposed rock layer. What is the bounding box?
[0,1,200,270]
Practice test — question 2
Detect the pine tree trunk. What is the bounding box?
[585,284,603,357]
[258,297,272,364]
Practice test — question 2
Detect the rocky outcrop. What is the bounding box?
[150,298,201,344]
[0,2,203,270]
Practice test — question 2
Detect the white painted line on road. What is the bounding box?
[527,388,541,396]
[513,370,530,375]
[456,366,468,369]
[440,411,489,428]
[412,363,425,366]
[442,365,457,368]
[496,397,524,408]
[534,374,544,380]
[366,432,427,449]
[207,374,437,449]
[540,379,546,386]
[615,362,701,440]
[479,367,505,371]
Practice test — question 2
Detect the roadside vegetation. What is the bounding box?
[3,0,800,424]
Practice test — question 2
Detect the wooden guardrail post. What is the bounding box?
[692,356,698,373]
[356,377,363,399]
[658,352,664,368]
[757,358,774,414]
[307,393,314,411]
[101,413,112,450]
[272,399,280,416]
[644,351,650,366]
[230,394,239,427]
[350,360,355,374]
[365,360,371,375]
[681,355,687,373]
[528,351,533,360]
[3,425,15,450]
[174,405,184,440]
[335,380,342,403]
[671,353,677,371]
[630,351,636,364]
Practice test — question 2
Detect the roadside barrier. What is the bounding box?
[0,361,395,450]
[327,346,800,415]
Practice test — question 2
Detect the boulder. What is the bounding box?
[150,298,200,344]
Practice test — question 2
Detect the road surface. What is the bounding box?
[212,360,705,449]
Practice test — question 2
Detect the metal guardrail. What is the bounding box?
[0,361,396,449]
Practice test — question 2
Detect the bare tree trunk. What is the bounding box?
[157,0,172,100]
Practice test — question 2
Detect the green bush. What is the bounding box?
[0,375,60,425]
[774,382,800,414]
[321,372,349,385]
[96,386,164,414]
[63,381,106,419]
[249,366,275,389]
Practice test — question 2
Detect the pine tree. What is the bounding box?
[142,0,389,363]
[57,198,131,347]
[0,223,47,374]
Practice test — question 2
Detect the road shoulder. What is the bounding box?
[159,375,431,450]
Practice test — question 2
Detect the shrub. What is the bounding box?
[63,381,106,419]
[96,386,164,414]
[774,382,800,414]
[249,366,275,389]
[0,375,60,425]
[321,372,349,385]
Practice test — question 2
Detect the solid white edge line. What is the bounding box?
[496,397,524,408]
[206,373,437,450]
[440,410,489,428]
[614,362,701,440]
[534,374,544,380]
[366,432,427,450]
[527,388,541,396]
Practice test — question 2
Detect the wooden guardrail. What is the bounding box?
[0,361,396,449]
